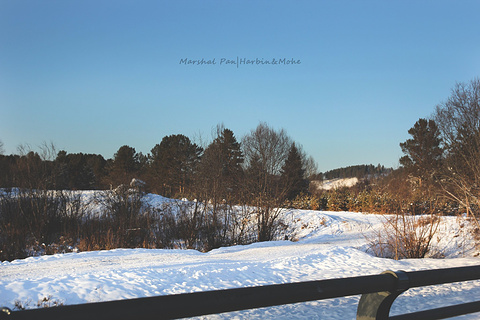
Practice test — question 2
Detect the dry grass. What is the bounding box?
[367,212,442,259]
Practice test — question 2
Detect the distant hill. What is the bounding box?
[322,164,391,180]
[312,164,392,191]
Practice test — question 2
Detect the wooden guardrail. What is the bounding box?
[1,265,480,320]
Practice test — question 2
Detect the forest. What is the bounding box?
[1,78,480,261]
[321,164,391,180]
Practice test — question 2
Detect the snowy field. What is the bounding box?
[1,193,480,319]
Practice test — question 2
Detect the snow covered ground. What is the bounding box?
[1,194,480,319]
[313,177,359,191]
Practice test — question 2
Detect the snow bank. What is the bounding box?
[0,193,479,319]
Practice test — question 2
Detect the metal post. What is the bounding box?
[356,270,409,320]
[0,308,12,320]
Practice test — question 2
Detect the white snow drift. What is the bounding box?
[0,193,479,319]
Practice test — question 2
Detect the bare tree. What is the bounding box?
[302,154,318,179]
[241,123,293,241]
[434,78,480,226]
[14,143,58,189]
[242,122,292,194]
[242,122,292,175]
[435,79,480,147]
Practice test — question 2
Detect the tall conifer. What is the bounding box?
[280,143,307,200]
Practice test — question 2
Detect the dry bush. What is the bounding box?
[14,295,64,310]
[1,184,292,260]
[87,186,160,250]
[165,201,264,251]
[0,189,83,261]
[367,212,442,259]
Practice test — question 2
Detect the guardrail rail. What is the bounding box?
[1,265,479,320]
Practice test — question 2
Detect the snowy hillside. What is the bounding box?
[1,193,479,319]
[313,177,359,191]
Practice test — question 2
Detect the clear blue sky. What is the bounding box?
[1,0,479,172]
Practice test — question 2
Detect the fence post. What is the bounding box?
[356,270,409,320]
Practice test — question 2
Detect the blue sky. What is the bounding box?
[1,1,479,172]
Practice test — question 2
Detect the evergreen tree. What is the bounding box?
[216,128,244,182]
[280,143,308,200]
[399,118,443,184]
[109,145,140,186]
[149,134,202,197]
[85,153,107,188]
[197,127,244,202]
[323,164,390,180]
[244,154,264,196]
[54,151,105,190]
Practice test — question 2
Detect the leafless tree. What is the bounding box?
[15,143,55,189]
[241,122,293,241]
[242,122,292,176]
[434,78,480,226]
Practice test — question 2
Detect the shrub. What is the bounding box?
[14,295,64,310]
[88,186,159,250]
[366,212,442,259]
[284,193,320,210]
[0,189,83,261]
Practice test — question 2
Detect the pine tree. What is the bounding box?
[109,145,140,186]
[198,127,244,202]
[149,134,202,197]
[280,143,307,200]
[54,152,96,190]
[399,118,443,184]
[245,154,264,196]
[213,128,244,195]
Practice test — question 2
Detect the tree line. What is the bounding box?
[320,164,391,181]
[2,76,480,223]
[0,123,316,204]
[1,78,479,261]
[0,123,320,260]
